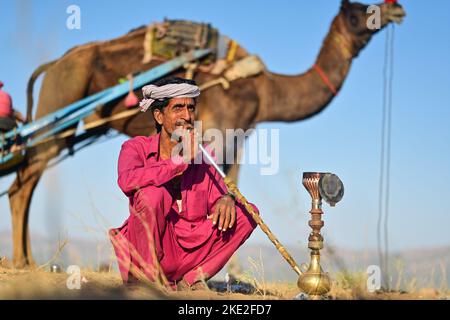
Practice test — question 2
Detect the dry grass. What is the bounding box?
[2,202,447,300]
[0,266,447,300]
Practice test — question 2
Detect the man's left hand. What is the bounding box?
[209,195,236,232]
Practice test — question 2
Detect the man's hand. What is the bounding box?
[174,126,199,163]
[208,195,236,231]
[185,128,199,162]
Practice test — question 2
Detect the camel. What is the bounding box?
[7,0,405,268]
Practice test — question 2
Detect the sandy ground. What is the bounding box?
[0,267,447,300]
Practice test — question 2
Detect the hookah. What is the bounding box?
[298,172,344,299]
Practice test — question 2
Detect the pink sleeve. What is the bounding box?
[117,141,188,197]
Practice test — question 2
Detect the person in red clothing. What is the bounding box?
[109,77,259,290]
[0,81,26,130]
[0,81,26,154]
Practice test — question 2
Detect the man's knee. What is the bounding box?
[233,208,257,240]
[134,186,168,216]
[238,202,258,229]
[242,217,257,238]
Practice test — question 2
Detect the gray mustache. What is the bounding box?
[175,120,194,131]
[173,121,194,141]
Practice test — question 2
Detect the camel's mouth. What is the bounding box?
[387,5,406,24]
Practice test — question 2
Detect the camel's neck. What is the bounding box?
[255,14,360,123]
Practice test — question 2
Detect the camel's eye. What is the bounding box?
[350,14,359,27]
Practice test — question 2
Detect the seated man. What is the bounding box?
[110,77,258,290]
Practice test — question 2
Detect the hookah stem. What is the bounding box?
[198,143,302,276]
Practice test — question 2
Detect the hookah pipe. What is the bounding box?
[180,124,345,298]
[199,142,304,276]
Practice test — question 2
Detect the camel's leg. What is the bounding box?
[8,157,48,268]
[10,49,96,268]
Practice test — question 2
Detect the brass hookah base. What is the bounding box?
[297,249,331,300]
[297,216,331,299]
[297,250,331,300]
[297,172,344,300]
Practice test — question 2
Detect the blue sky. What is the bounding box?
[0,0,449,258]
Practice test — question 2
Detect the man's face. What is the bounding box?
[154,97,196,136]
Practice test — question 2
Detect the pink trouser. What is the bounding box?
[126,185,257,286]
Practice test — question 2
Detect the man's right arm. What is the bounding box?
[117,140,188,197]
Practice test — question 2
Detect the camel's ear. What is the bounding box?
[341,0,351,10]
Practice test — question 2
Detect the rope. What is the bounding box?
[199,77,230,91]
[313,64,338,96]
[384,24,395,291]
[183,62,198,80]
[226,40,238,63]
[142,24,155,64]
[377,23,395,291]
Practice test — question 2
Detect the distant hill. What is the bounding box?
[1,230,448,289]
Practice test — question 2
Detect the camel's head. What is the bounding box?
[337,0,406,55]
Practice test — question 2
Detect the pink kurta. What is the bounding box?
[109,133,258,287]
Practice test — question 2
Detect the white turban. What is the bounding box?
[139,83,200,112]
